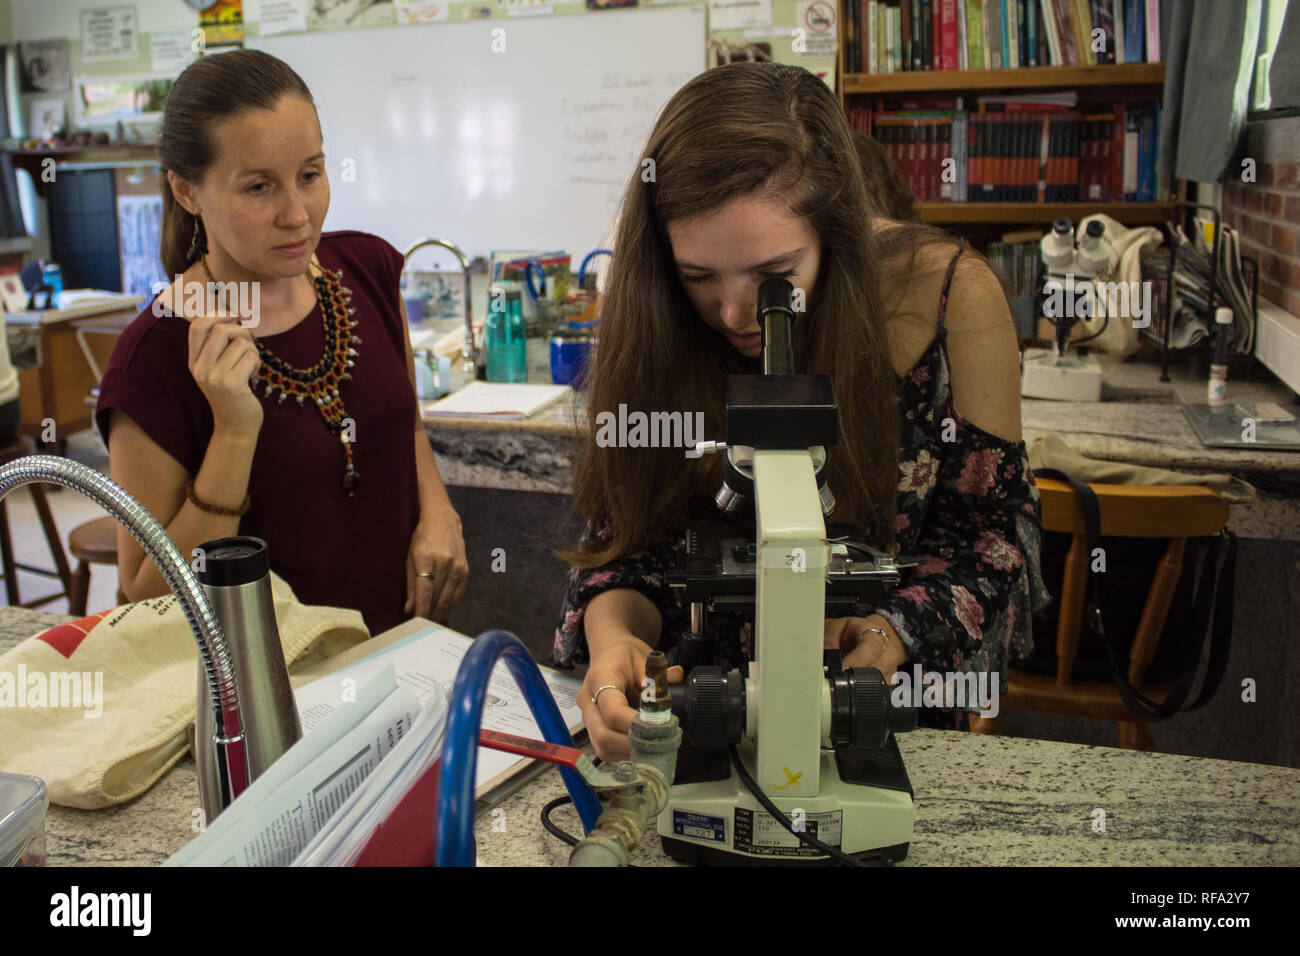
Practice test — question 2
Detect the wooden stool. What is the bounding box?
[68,515,127,616]
[0,437,75,609]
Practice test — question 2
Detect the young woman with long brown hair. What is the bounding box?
[96,50,468,634]
[555,62,1049,761]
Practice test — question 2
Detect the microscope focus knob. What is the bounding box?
[849,668,890,750]
[830,667,918,751]
[682,666,745,751]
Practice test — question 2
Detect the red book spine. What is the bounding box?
[1102,119,1112,201]
[941,0,959,70]
[907,120,920,199]
[1037,113,1049,203]
[969,113,980,199]
[859,0,867,72]
[930,122,941,200]
[1068,111,1080,201]
[920,122,931,200]
[919,122,929,200]
[932,1,942,68]
[998,114,1010,202]
[1111,103,1126,200]
[1077,120,1090,200]
[1046,115,1059,202]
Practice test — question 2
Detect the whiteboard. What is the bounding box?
[250,7,706,262]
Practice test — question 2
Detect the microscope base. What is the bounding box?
[657,739,913,866]
[1020,347,1103,402]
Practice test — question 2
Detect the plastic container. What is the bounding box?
[41,262,62,308]
[0,773,48,867]
[486,288,527,383]
[550,319,597,386]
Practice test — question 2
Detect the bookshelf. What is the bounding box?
[918,200,1173,224]
[842,62,1165,95]
[839,5,1176,232]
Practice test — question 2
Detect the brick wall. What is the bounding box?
[1222,116,1300,318]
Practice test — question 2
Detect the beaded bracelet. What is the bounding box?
[185,480,251,517]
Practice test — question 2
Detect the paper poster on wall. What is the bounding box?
[81,7,139,62]
[200,0,245,44]
[117,194,166,299]
[500,0,556,17]
[794,0,836,56]
[151,30,198,74]
[259,0,308,35]
[309,0,396,29]
[18,41,71,92]
[397,0,449,21]
[708,0,771,31]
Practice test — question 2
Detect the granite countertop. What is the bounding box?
[5,606,1298,868]
[477,732,1300,867]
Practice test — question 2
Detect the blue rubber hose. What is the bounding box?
[577,249,613,287]
[524,260,545,300]
[435,630,601,866]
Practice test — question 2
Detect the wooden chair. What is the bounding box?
[969,479,1231,751]
[66,318,126,615]
[0,436,76,608]
[67,515,128,616]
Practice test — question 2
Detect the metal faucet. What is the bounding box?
[0,456,249,808]
[403,238,476,376]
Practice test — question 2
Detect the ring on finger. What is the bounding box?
[860,626,889,652]
[591,684,620,707]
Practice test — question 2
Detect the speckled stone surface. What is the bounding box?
[474,732,1300,867]
[3,605,1296,867]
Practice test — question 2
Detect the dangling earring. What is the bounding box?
[187,214,207,261]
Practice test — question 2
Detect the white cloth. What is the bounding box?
[1064,213,1166,361]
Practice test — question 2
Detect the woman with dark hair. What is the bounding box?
[555,63,1049,761]
[96,50,467,634]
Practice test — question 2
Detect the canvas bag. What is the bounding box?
[0,573,369,809]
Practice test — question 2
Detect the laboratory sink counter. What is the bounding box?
[7,608,1298,867]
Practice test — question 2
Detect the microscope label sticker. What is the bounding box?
[672,810,726,843]
[734,807,843,857]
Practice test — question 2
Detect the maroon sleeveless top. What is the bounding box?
[96,230,420,635]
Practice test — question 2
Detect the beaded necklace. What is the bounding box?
[203,259,363,496]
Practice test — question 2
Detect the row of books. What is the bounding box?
[846,0,1165,75]
[849,99,1169,203]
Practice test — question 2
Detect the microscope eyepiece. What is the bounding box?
[757,277,795,376]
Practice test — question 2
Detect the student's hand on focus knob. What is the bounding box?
[824,615,908,680]
[187,315,264,438]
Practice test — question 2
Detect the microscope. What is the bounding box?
[657,278,917,866]
[1020,217,1107,402]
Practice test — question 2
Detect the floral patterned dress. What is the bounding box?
[553,252,1052,728]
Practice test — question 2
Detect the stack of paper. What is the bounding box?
[166,621,584,867]
[424,381,570,419]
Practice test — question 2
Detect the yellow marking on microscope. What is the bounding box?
[772,767,803,791]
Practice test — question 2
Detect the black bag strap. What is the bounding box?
[1032,468,1234,719]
